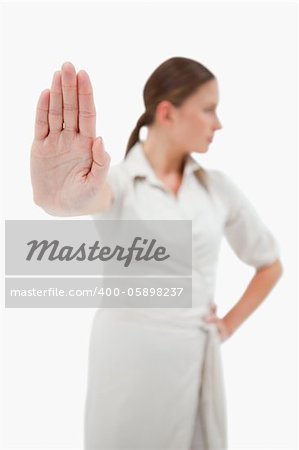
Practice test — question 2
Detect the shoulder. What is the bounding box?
[205,168,241,197]
[206,168,237,189]
[204,168,254,215]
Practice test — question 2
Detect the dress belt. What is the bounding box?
[198,320,228,450]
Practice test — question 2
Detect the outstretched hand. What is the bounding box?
[30,62,111,216]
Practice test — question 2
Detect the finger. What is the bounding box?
[34,89,50,141]
[49,71,63,133]
[204,316,217,323]
[77,70,96,139]
[61,61,78,133]
[88,137,110,182]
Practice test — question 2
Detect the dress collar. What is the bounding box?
[124,141,203,188]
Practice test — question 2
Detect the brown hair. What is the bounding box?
[125,56,216,191]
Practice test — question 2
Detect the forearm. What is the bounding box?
[222,259,283,337]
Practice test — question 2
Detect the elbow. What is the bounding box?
[256,258,284,279]
[277,259,284,276]
[272,259,284,278]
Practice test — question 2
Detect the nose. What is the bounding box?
[214,115,223,131]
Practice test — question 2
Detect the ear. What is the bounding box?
[155,100,177,126]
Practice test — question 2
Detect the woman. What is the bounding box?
[31,57,283,449]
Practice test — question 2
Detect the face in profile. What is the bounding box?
[168,78,223,154]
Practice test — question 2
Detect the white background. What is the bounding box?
[1,1,297,449]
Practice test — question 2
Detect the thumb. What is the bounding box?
[89,137,111,183]
[210,302,217,313]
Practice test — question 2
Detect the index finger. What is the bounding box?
[34,89,50,141]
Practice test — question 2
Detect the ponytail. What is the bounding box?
[125,112,150,157]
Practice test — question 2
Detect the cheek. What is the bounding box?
[184,112,206,134]
[172,110,207,142]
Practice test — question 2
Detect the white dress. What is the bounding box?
[84,141,280,449]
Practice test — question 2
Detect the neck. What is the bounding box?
[141,131,187,177]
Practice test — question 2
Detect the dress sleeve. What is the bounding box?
[211,170,281,269]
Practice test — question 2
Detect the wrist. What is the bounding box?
[222,316,235,338]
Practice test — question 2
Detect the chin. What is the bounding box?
[192,146,209,154]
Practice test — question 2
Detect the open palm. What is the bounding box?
[30,62,111,216]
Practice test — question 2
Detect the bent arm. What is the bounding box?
[222,259,283,337]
